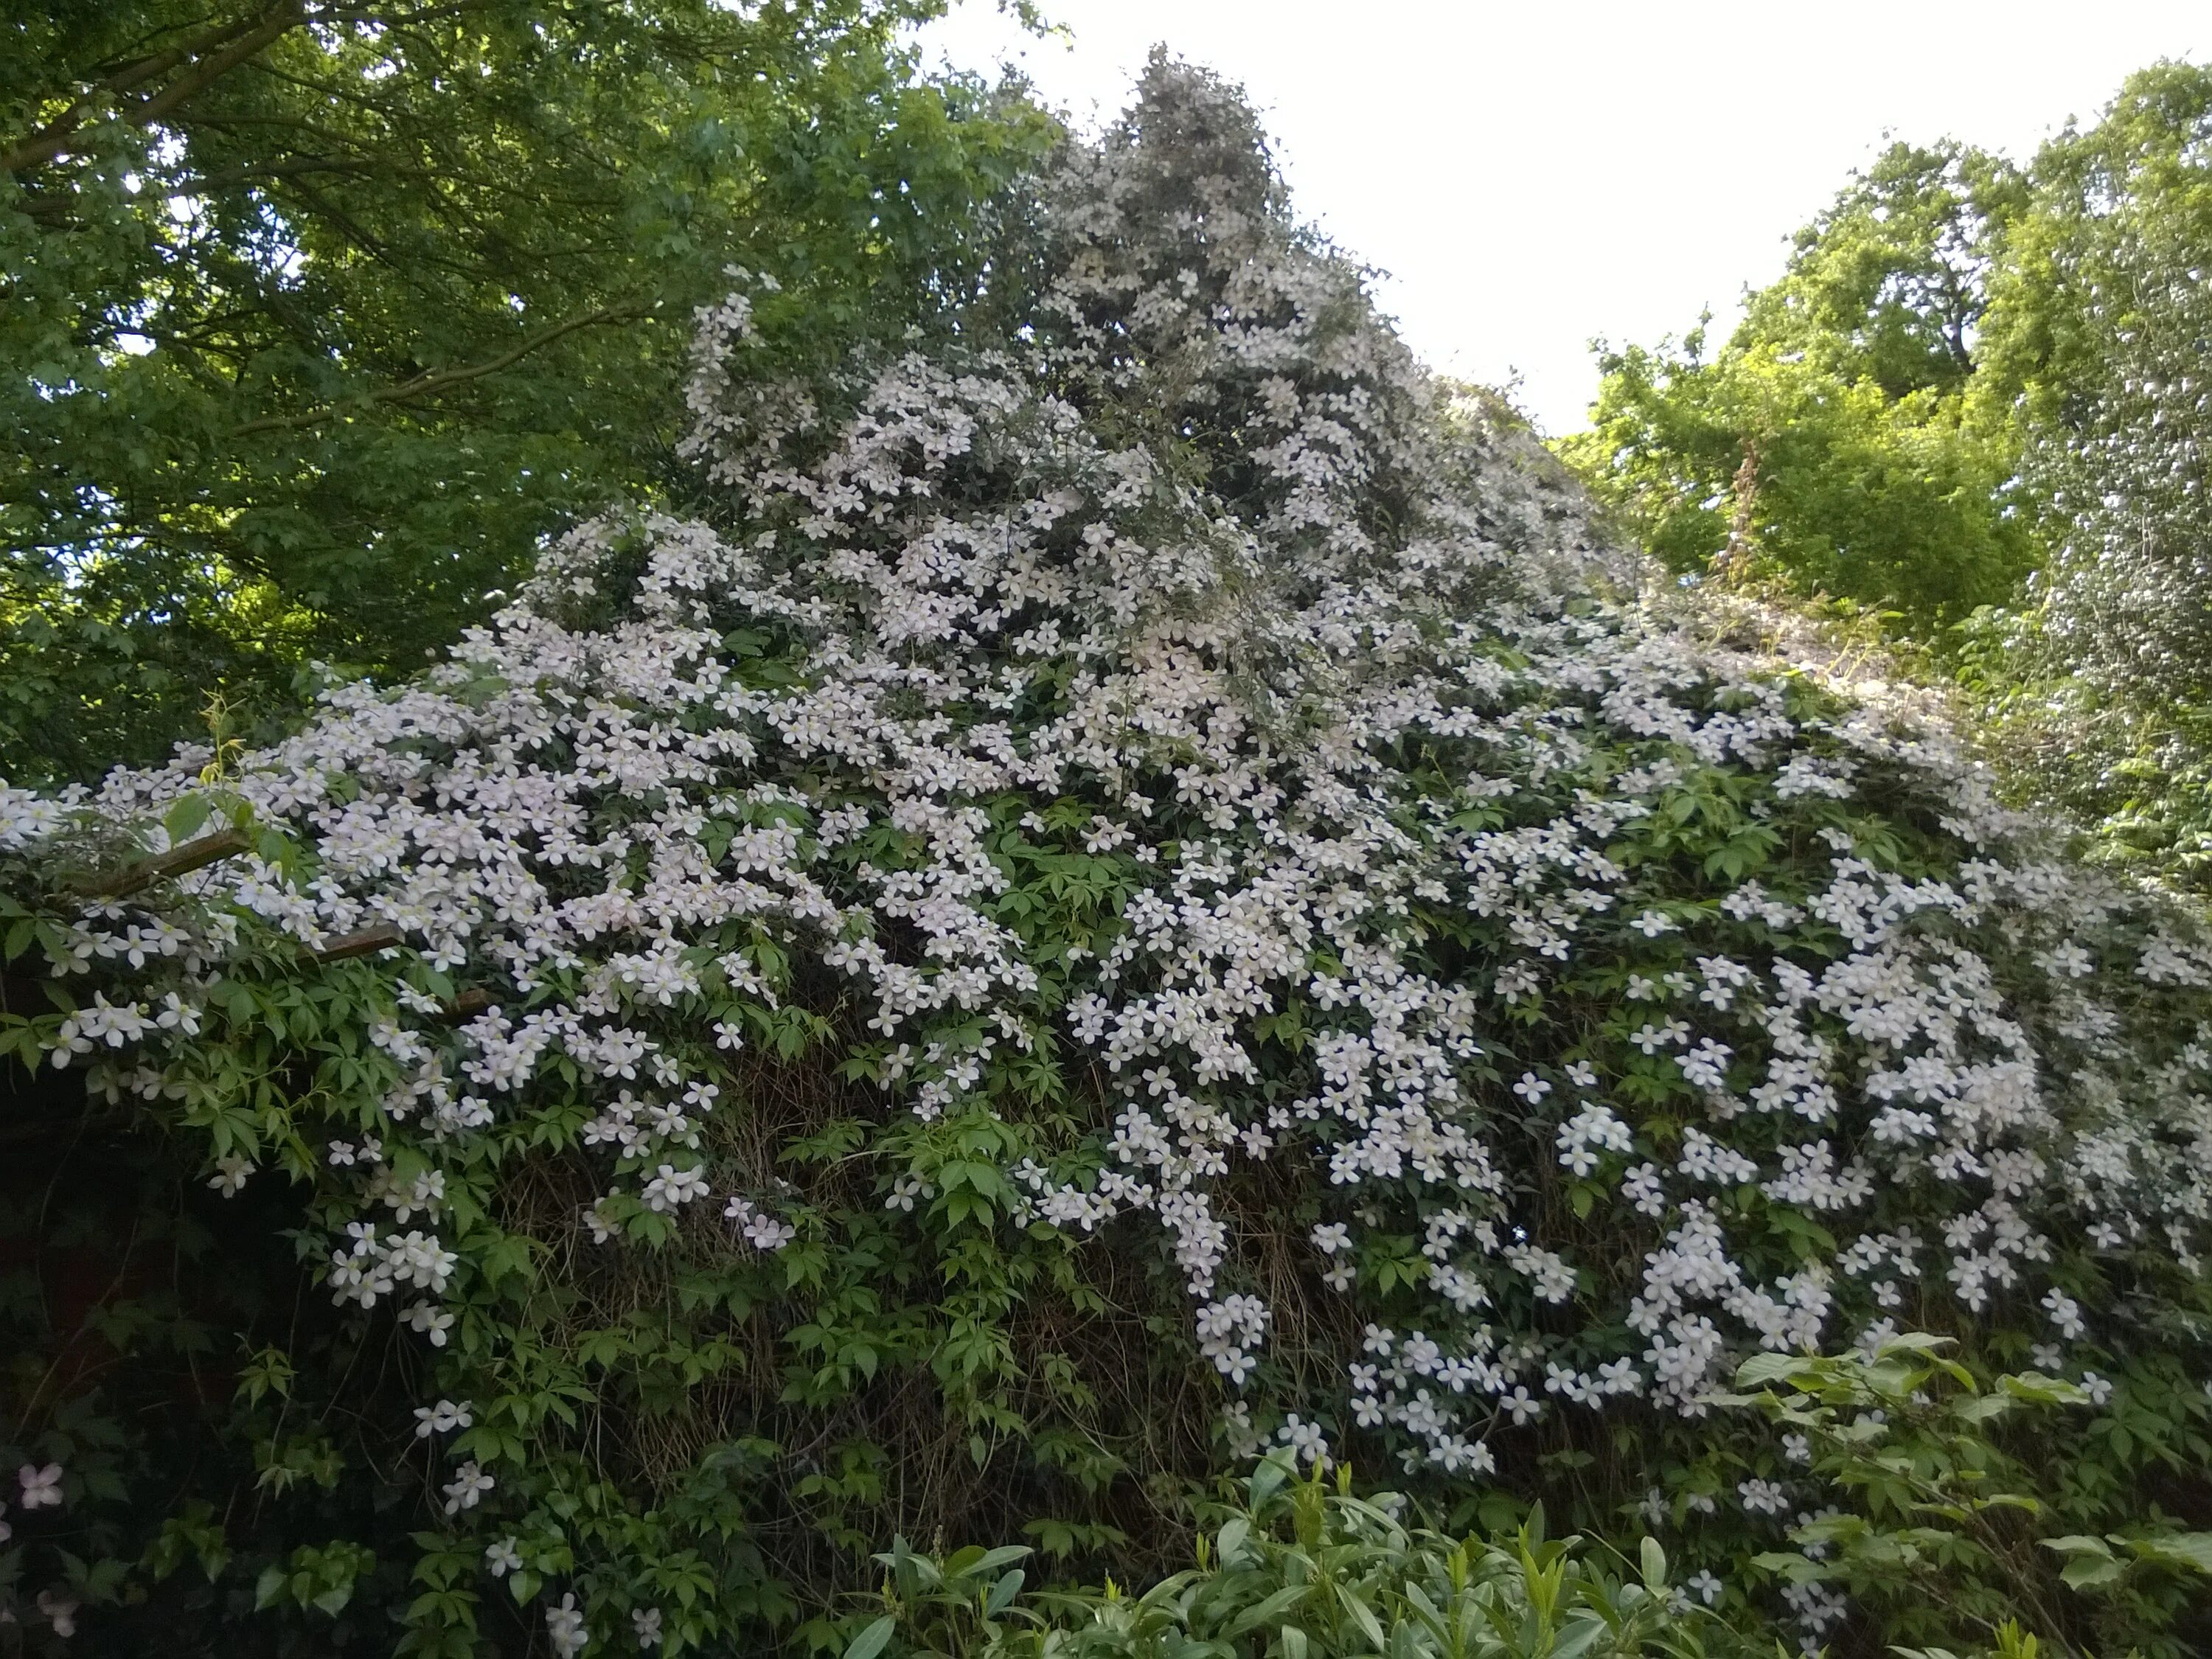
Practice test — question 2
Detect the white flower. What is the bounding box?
[1686,1569,1722,1607]
[18,1463,63,1509]
[1738,1477,1789,1515]
[403,1302,456,1346]
[2042,1287,2087,1340]
[641,1163,709,1212]
[633,1607,664,1646]
[37,1590,79,1638]
[1500,1386,1543,1425]
[547,1592,589,1658]
[725,1196,796,1251]
[485,1537,523,1576]
[442,1460,494,1514]
[413,1399,475,1439]
[206,1155,253,1197]
[1275,1413,1331,1467]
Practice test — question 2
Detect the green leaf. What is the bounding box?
[1225,1584,1310,1638]
[1734,1352,1818,1389]
[1248,1453,1293,1508]
[844,1613,897,1659]
[1337,1585,1387,1651]
[2132,1531,2212,1576]
[984,1568,1024,1618]
[1216,1517,1251,1565]
[1640,1535,1667,1592]
[165,793,212,844]
[2003,1373,2091,1408]
[2042,1535,2128,1590]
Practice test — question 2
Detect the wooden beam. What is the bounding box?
[72,827,251,901]
[439,987,495,1022]
[313,923,405,964]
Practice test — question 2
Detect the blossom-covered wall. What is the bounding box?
[4,55,2209,1657]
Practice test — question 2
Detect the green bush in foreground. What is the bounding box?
[854,1448,1698,1659]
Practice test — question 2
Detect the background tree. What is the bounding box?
[1973,60,2212,427]
[1741,139,2025,402]
[1562,60,2212,892]
[2031,223,2212,702]
[1560,140,2034,635]
[1,0,1050,785]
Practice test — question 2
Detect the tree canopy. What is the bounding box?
[1562,60,2212,893]
[1561,137,2038,633]
[2,0,1048,784]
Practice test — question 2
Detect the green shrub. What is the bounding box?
[849,1450,1700,1659]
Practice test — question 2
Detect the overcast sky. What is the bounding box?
[914,1,2212,435]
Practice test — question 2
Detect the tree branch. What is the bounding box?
[313,922,404,963]
[3,1,309,177]
[229,303,647,436]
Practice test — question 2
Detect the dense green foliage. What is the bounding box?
[1,0,1047,784]
[856,1449,1706,1659]
[856,1351,2212,1659]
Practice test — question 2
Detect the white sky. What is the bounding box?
[914,1,2212,435]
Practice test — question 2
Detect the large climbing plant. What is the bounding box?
[4,55,2211,1659]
